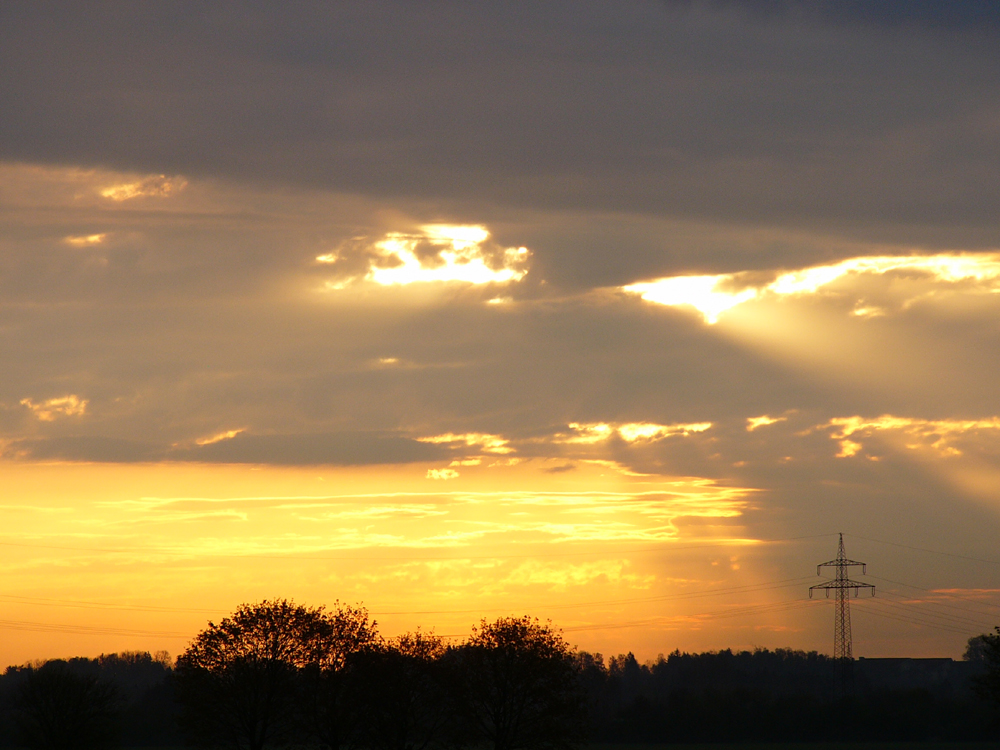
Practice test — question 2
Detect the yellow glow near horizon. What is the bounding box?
[0,459,760,666]
[624,252,1000,324]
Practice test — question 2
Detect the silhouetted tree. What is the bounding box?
[446,616,586,750]
[9,660,120,750]
[352,631,451,750]
[174,599,332,750]
[298,601,380,750]
[972,626,1000,709]
[966,632,990,665]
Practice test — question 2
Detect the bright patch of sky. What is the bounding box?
[99,174,187,201]
[319,224,530,287]
[563,422,713,444]
[624,253,1000,324]
[819,415,1000,459]
[417,433,514,454]
[19,395,88,421]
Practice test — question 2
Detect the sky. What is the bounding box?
[3,0,1000,666]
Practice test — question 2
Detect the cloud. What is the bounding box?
[63,233,107,247]
[559,422,713,444]
[1,436,160,462]
[624,253,1000,324]
[99,174,187,201]
[746,415,786,431]
[0,432,449,466]
[318,225,530,289]
[177,432,448,466]
[3,2,1000,246]
[417,433,513,454]
[193,428,245,446]
[20,395,88,421]
[500,559,654,591]
[426,468,460,481]
[817,415,1000,459]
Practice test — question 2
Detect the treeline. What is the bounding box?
[1,600,1000,748]
[585,649,996,743]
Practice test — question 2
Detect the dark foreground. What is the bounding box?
[3,648,1000,747]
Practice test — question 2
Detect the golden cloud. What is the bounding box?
[560,421,712,444]
[746,415,786,432]
[624,253,1000,324]
[63,233,108,247]
[818,414,1000,458]
[319,224,530,288]
[20,395,88,421]
[100,174,187,201]
[194,428,246,446]
[417,432,513,454]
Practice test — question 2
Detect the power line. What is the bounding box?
[855,601,978,637]
[872,592,993,632]
[0,594,221,615]
[0,618,190,639]
[868,574,1000,617]
[847,534,1000,567]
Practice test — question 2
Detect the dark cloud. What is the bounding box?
[3,432,446,466]
[174,432,446,466]
[5,436,162,463]
[703,0,1000,28]
[2,1,999,250]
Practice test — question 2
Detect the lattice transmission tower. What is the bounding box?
[809,533,875,660]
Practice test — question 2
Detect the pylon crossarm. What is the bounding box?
[810,580,874,591]
[817,558,868,569]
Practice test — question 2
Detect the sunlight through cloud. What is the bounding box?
[20,395,88,421]
[63,233,108,247]
[99,174,187,201]
[746,415,786,432]
[562,422,712,444]
[819,415,1000,458]
[624,253,1000,324]
[194,429,246,447]
[417,433,514,454]
[319,224,530,288]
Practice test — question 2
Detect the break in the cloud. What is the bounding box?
[318,225,530,289]
[623,253,1000,324]
[99,174,187,202]
[20,395,88,422]
[558,422,714,445]
[817,415,1000,459]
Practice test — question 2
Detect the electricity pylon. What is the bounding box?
[809,533,875,660]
